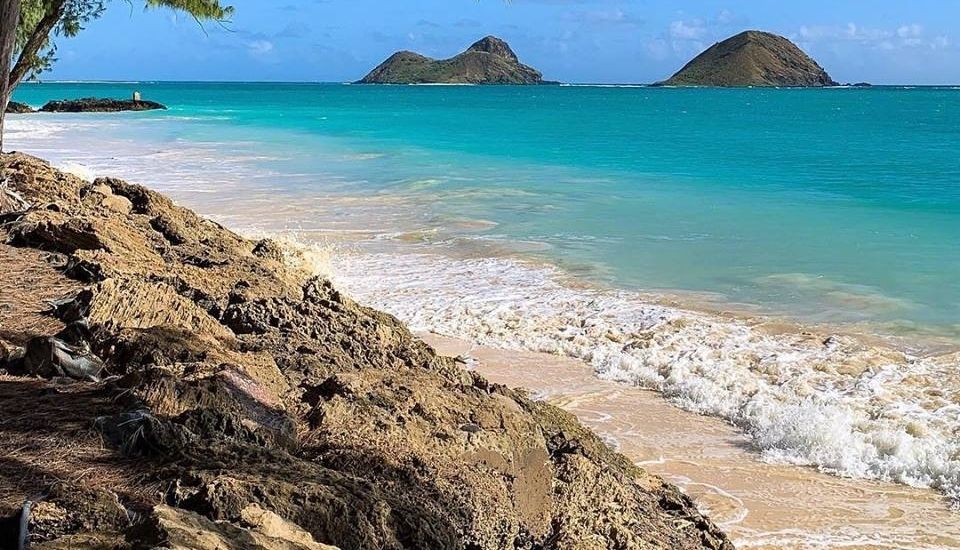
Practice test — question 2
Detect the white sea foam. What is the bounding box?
[330,251,960,505]
[560,83,649,88]
[5,116,283,196]
[29,80,142,84]
[735,528,949,549]
[59,162,96,182]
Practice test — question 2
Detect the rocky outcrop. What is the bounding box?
[358,36,549,84]
[39,97,166,113]
[147,504,340,549]
[660,30,838,87]
[0,153,732,549]
[4,101,33,113]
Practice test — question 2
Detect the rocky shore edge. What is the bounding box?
[4,97,167,114]
[4,101,33,114]
[0,153,732,550]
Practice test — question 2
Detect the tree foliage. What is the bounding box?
[0,0,231,152]
[11,0,233,87]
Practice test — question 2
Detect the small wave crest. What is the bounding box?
[330,251,960,505]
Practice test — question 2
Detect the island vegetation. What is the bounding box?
[659,30,838,87]
[358,36,549,85]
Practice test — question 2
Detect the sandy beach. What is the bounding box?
[423,334,960,549]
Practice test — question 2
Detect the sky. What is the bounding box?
[41,0,960,84]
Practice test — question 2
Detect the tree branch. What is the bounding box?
[7,0,65,90]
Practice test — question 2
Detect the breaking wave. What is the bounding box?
[331,251,960,505]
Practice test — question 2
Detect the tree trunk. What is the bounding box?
[0,0,21,153]
[8,0,63,93]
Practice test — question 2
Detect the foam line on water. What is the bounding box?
[330,250,960,505]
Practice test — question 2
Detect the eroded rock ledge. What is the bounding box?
[0,153,733,550]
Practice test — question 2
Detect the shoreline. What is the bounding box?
[420,332,960,549]
[6,110,959,359]
[5,110,960,540]
[3,147,958,548]
[330,248,960,507]
[0,152,732,548]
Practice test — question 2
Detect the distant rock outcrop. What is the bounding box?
[39,97,167,113]
[5,101,34,114]
[659,31,838,87]
[358,36,548,85]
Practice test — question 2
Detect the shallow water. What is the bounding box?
[328,250,960,508]
[6,83,960,535]
[10,83,960,340]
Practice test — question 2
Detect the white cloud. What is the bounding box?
[645,12,745,63]
[247,40,274,55]
[559,8,643,30]
[897,24,923,39]
[717,9,735,25]
[798,23,889,43]
[797,22,951,51]
[669,19,706,40]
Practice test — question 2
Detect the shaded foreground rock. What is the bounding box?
[39,97,166,113]
[0,153,733,549]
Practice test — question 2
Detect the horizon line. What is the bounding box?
[15,80,960,88]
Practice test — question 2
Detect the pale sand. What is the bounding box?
[421,333,960,550]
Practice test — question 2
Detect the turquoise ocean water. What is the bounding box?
[8,83,960,505]
[11,82,960,344]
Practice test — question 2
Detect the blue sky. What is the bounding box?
[43,0,960,84]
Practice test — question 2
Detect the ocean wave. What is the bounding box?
[560,83,648,88]
[5,120,290,197]
[5,117,117,138]
[25,80,142,84]
[330,250,960,505]
[735,528,948,549]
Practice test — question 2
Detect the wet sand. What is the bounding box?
[422,333,960,550]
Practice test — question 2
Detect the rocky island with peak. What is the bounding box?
[358,36,549,85]
[659,30,838,87]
